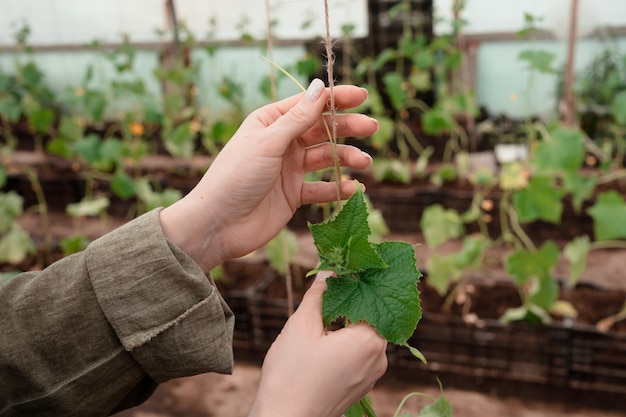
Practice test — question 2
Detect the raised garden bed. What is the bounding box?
[4,151,626,413]
[217,262,626,411]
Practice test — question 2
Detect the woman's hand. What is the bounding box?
[249,272,388,417]
[160,79,378,272]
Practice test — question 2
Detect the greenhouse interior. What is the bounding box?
[1,0,626,416]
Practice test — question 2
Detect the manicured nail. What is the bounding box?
[315,270,333,281]
[305,78,325,102]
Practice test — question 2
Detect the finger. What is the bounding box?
[304,144,372,173]
[301,180,366,206]
[268,84,369,118]
[259,78,330,150]
[300,114,379,147]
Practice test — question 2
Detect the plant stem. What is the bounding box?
[392,392,435,417]
[589,240,626,250]
[323,0,342,209]
[23,166,52,265]
[506,205,536,252]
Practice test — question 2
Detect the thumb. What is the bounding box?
[295,270,333,321]
[267,78,327,144]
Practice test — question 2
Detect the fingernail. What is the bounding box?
[305,78,325,102]
[362,151,373,163]
[315,270,334,281]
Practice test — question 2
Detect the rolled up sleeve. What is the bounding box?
[86,208,234,381]
[0,209,234,416]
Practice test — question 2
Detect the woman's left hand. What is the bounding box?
[160,78,378,272]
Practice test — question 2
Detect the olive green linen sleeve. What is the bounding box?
[0,209,234,416]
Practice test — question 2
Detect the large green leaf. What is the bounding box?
[587,190,626,241]
[322,240,422,345]
[512,177,563,223]
[309,188,387,275]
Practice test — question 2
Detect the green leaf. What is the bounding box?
[309,188,387,275]
[0,95,22,122]
[518,50,556,74]
[426,253,461,296]
[0,191,24,232]
[371,158,411,184]
[418,393,453,417]
[370,116,395,151]
[531,128,585,175]
[66,196,110,217]
[84,90,107,121]
[345,396,377,417]
[610,90,626,125]
[505,241,559,285]
[111,170,136,200]
[383,72,408,111]
[587,190,626,241]
[322,240,421,345]
[501,304,551,324]
[564,236,590,287]
[47,137,73,159]
[99,138,123,170]
[512,177,563,223]
[451,235,491,269]
[73,133,101,166]
[562,171,596,213]
[430,164,457,187]
[529,275,559,309]
[265,228,298,275]
[59,234,90,256]
[0,224,36,264]
[135,179,182,211]
[422,107,455,135]
[164,121,195,158]
[419,204,463,248]
[28,107,55,133]
[58,116,85,142]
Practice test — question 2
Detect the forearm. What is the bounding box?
[0,209,234,416]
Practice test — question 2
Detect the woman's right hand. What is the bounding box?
[249,272,388,417]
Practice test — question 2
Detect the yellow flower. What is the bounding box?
[129,122,145,137]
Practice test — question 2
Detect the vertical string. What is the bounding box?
[323,0,342,209]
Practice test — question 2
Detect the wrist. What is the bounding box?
[159,199,226,273]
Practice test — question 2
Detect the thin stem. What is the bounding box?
[23,166,52,265]
[323,0,342,209]
[392,392,436,417]
[589,240,626,250]
[507,205,536,252]
[264,0,277,101]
